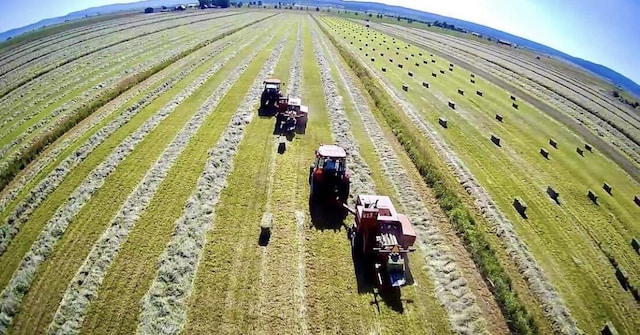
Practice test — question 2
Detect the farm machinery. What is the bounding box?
[346,194,416,290]
[259,78,285,114]
[308,144,350,204]
[307,144,416,291]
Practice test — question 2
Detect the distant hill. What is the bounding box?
[1,0,638,96]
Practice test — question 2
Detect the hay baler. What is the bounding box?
[346,194,416,289]
[277,97,308,134]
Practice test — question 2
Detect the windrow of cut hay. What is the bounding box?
[0,12,243,77]
[0,20,271,216]
[0,12,253,99]
[0,27,197,131]
[0,27,252,257]
[318,17,551,335]
[0,22,277,332]
[316,24,488,335]
[46,29,273,334]
[136,34,287,335]
[0,14,277,202]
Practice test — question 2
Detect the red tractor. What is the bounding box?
[309,144,350,204]
[346,194,416,290]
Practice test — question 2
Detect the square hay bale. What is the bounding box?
[603,182,612,195]
[431,59,436,63]
[438,117,448,128]
[587,189,598,204]
[430,54,434,57]
[440,69,445,74]
[382,67,387,72]
[449,67,454,72]
[398,64,404,68]
[365,43,368,46]
[631,237,640,253]
[373,48,376,51]
[411,53,414,57]
[402,84,409,92]
[546,186,560,204]
[350,41,353,44]
[387,47,390,50]
[585,143,593,152]
[432,72,437,77]
[457,89,464,95]
[634,195,640,207]
[381,53,384,56]
[389,58,394,63]
[615,267,629,290]
[359,47,362,51]
[470,79,476,84]
[415,62,420,67]
[513,197,528,218]
[631,285,640,302]
[371,58,375,62]
[495,114,503,122]
[365,53,368,57]
[405,56,409,60]
[510,94,516,101]
[422,82,429,88]
[549,138,558,148]
[408,71,414,77]
[471,73,476,78]
[576,147,584,156]
[490,134,501,146]
[512,102,519,109]
[540,148,549,159]
[476,90,483,96]
[448,101,456,109]
[449,63,454,67]
[423,60,428,64]
[419,53,423,56]
[396,51,400,55]
[601,321,620,335]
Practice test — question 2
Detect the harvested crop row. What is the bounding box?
[0,33,258,330]
[0,12,242,81]
[0,11,240,74]
[0,19,249,170]
[331,22,580,333]
[315,25,489,335]
[0,22,264,217]
[0,16,242,116]
[45,29,273,334]
[0,33,245,256]
[0,12,260,100]
[136,33,287,335]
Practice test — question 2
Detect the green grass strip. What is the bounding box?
[316,17,539,335]
[0,13,278,193]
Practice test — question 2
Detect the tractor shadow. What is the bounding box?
[308,198,347,231]
[350,237,414,313]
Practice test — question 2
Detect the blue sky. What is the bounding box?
[0,0,638,84]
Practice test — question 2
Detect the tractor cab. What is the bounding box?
[263,78,282,93]
[309,145,350,203]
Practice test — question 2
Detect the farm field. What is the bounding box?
[0,7,638,335]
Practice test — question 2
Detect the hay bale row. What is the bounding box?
[603,182,612,195]
[540,148,549,159]
[438,117,448,128]
[513,197,527,218]
[546,186,560,203]
[549,138,558,148]
[495,114,503,122]
[490,134,501,146]
[448,101,455,109]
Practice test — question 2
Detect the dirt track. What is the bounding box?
[365,21,640,182]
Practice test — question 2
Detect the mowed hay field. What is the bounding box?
[0,7,637,335]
